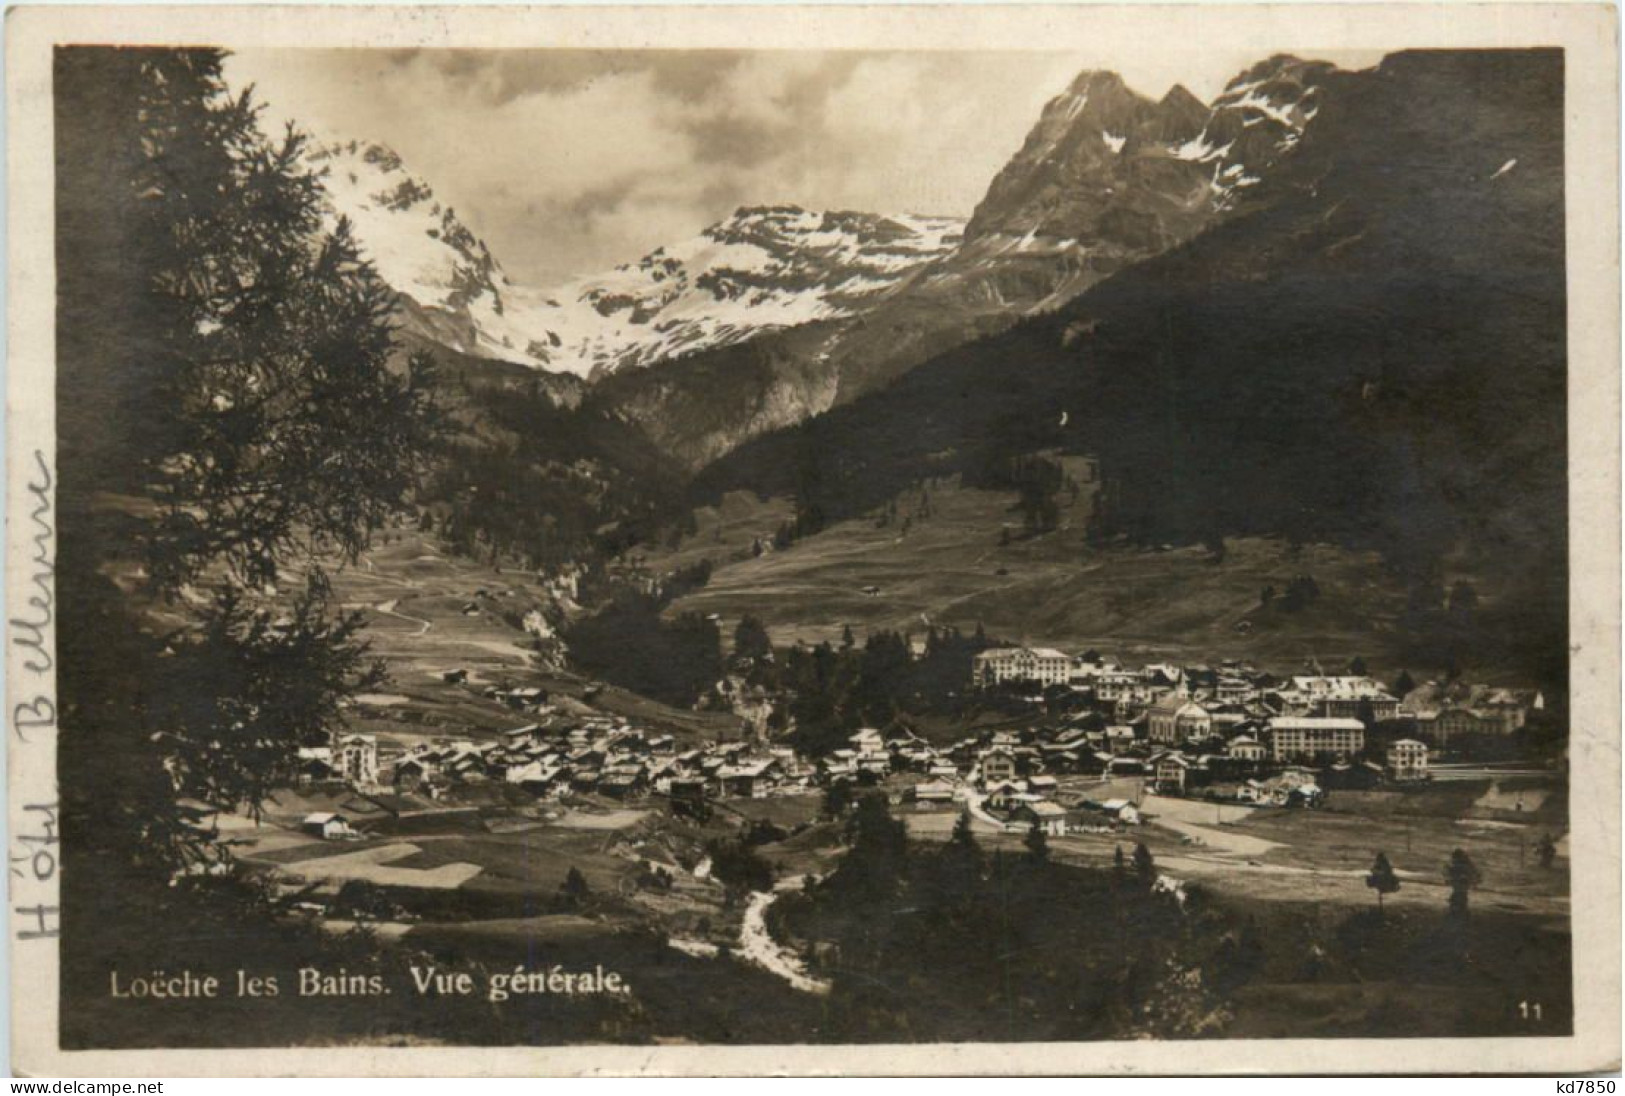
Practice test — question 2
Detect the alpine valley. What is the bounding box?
[321,49,1566,689]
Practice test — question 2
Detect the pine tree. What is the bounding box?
[1024,821,1051,863]
[1366,852,1401,913]
[938,809,985,897]
[1133,841,1156,885]
[56,48,438,877]
[1443,848,1482,919]
[561,866,592,907]
[950,809,979,852]
[733,615,774,662]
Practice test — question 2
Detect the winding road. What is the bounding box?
[738,888,831,996]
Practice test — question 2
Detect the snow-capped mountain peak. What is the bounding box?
[311,137,963,379]
[555,205,963,379]
[307,140,556,365]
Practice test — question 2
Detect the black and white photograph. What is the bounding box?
[6,2,1620,1076]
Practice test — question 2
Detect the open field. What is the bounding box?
[657,478,1426,672]
[890,777,1570,918]
[291,527,752,744]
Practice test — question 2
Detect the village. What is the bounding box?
[216,603,1573,1041]
[291,644,1555,844]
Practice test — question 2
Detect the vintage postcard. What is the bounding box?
[6,2,1620,1076]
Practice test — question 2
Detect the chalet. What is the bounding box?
[502,686,548,709]
[910,781,956,804]
[1053,726,1092,748]
[719,758,780,799]
[849,729,886,757]
[445,748,490,781]
[980,747,1020,785]
[500,724,541,750]
[1098,799,1141,825]
[300,812,355,840]
[1012,800,1068,836]
[296,747,334,785]
[600,767,649,800]
[1104,726,1138,754]
[392,756,431,793]
[1079,751,1113,775]
[1105,756,1148,777]
[856,751,891,777]
[1154,754,1191,794]
[669,778,711,819]
[508,761,567,796]
[1207,707,1250,736]
[984,779,1029,810]
[1042,746,1085,773]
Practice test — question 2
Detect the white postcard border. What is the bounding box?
[6,2,1619,1076]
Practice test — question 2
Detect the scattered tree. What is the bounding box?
[1447,581,1480,620]
[1133,841,1157,885]
[733,615,774,662]
[1392,669,1417,698]
[1024,821,1051,864]
[707,839,775,894]
[1443,848,1482,919]
[823,780,854,817]
[560,866,591,908]
[1365,852,1401,913]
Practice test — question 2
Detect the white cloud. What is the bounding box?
[226,47,1383,286]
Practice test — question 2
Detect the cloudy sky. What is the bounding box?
[227,48,1378,287]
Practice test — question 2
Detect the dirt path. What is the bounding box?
[1141,794,1282,857]
[960,789,1011,832]
[373,598,433,636]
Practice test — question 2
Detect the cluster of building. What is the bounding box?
[286,649,1545,844]
[973,648,1542,752]
[297,709,812,809]
[948,651,1550,818]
